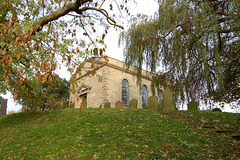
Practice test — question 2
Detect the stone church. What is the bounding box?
[69,39,175,110]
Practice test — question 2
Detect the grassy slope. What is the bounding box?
[0,108,239,159]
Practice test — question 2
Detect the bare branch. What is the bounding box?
[99,0,106,8]
[76,7,124,29]
[31,0,92,34]
[218,17,231,23]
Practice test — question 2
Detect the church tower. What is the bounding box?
[88,37,107,57]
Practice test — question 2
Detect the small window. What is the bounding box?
[142,85,148,107]
[158,90,163,103]
[93,48,98,56]
[99,49,103,56]
[122,79,129,106]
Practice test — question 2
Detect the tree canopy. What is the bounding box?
[18,76,70,111]
[119,0,240,107]
[0,0,131,102]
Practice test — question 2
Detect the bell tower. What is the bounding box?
[88,37,107,57]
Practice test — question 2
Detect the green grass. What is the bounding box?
[0,108,239,159]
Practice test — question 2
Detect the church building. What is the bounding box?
[69,39,175,110]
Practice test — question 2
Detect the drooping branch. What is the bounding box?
[8,1,18,19]
[164,19,191,38]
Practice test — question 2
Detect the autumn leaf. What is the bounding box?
[14,91,18,101]
[36,72,42,82]
[46,63,50,71]
[5,77,10,84]
[41,62,46,71]
[15,36,22,46]
[76,47,80,53]
[3,54,12,65]
[50,63,57,71]
[42,73,49,83]
[17,53,22,61]
[19,66,23,73]
[19,77,24,86]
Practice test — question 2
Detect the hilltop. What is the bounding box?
[0,108,239,159]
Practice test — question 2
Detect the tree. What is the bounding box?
[119,0,240,108]
[0,0,131,102]
[18,75,70,111]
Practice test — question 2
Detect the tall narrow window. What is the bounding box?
[122,79,129,106]
[142,85,148,107]
[158,90,163,103]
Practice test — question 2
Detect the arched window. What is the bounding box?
[158,90,163,103]
[122,79,129,106]
[142,85,148,107]
[93,48,98,56]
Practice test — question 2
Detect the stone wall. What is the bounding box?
[70,57,175,110]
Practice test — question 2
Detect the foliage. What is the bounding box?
[16,75,70,111]
[119,0,240,106]
[0,0,131,103]
[0,108,239,159]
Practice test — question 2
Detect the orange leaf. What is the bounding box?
[5,77,10,84]
[36,73,42,82]
[17,53,22,61]
[19,77,24,86]
[14,91,18,101]
[3,54,12,65]
[19,66,23,73]
[76,47,80,53]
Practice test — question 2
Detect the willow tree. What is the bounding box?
[119,0,240,108]
[0,0,131,107]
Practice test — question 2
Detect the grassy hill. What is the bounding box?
[0,108,239,159]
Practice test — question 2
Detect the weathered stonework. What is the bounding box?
[187,101,198,111]
[129,98,138,108]
[115,101,123,108]
[70,56,176,110]
[0,98,7,115]
[104,101,111,108]
[146,96,159,112]
[162,87,176,111]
